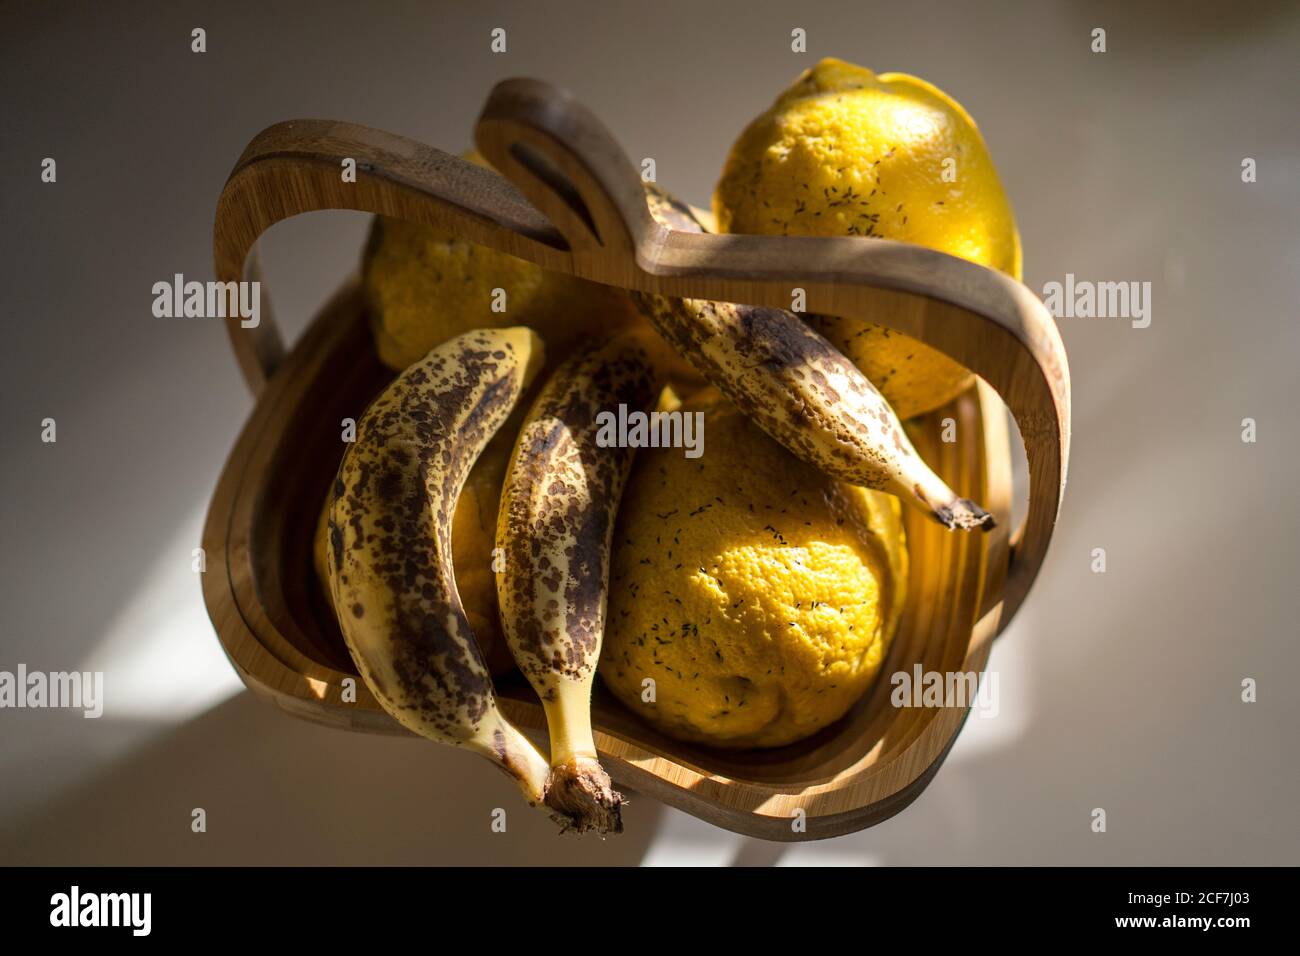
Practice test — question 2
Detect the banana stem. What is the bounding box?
[904,465,995,532]
[540,679,624,834]
[473,716,552,808]
[541,680,598,767]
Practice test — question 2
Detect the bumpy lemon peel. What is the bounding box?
[600,390,907,749]
[363,151,638,372]
[713,57,1022,418]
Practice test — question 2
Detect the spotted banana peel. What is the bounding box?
[326,327,563,821]
[637,188,993,531]
[496,331,661,834]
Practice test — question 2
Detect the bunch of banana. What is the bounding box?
[326,327,562,820]
[633,196,993,531]
[496,331,661,834]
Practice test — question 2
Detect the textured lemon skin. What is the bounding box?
[365,157,705,386]
[362,152,637,371]
[364,215,637,371]
[600,390,907,749]
[713,58,1022,418]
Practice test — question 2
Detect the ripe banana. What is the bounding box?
[496,331,660,834]
[634,192,992,531]
[326,326,559,818]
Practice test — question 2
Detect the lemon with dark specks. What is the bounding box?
[713,57,1022,418]
[599,388,907,749]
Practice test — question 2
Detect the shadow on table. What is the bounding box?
[0,692,664,865]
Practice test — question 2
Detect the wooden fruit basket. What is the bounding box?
[202,78,1069,841]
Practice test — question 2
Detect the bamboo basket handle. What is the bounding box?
[213,77,1069,629]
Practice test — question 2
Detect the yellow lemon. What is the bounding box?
[714,57,1022,418]
[599,389,907,749]
[362,152,639,371]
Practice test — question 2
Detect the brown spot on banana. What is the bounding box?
[632,292,991,530]
[496,331,660,834]
[637,185,991,531]
[327,327,556,810]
